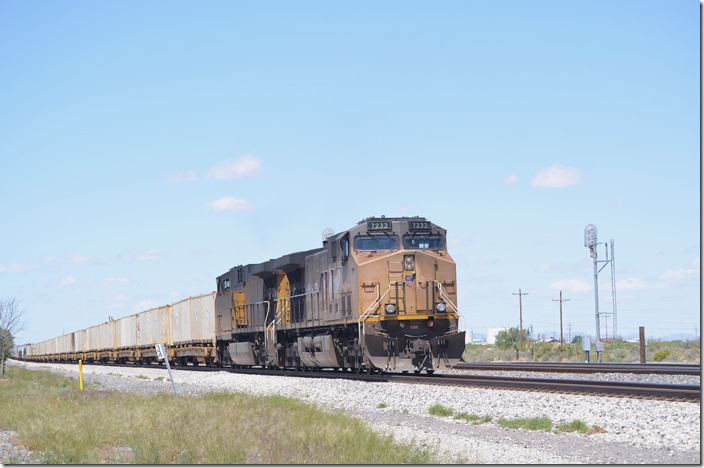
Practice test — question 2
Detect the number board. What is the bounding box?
[409,221,431,231]
[367,221,391,231]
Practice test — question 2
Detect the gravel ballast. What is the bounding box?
[4,361,701,464]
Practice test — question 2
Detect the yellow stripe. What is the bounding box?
[360,313,459,323]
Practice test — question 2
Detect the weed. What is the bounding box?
[376,402,388,409]
[557,419,589,433]
[653,349,671,362]
[587,425,607,435]
[454,412,492,424]
[497,416,552,431]
[428,404,454,417]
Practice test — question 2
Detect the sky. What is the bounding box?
[0,1,699,345]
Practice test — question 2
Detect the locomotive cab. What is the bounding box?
[349,217,465,373]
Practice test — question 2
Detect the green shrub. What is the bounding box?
[653,349,671,362]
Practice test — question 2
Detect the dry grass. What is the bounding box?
[0,367,438,464]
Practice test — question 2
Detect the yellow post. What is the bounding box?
[79,359,84,391]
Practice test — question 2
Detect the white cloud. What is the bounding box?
[659,267,699,282]
[107,294,129,310]
[0,263,38,273]
[136,250,162,261]
[616,277,647,291]
[167,171,198,182]
[503,174,519,185]
[104,277,129,286]
[133,299,158,313]
[530,165,581,188]
[59,276,77,287]
[206,196,254,212]
[71,253,91,265]
[547,278,592,293]
[655,259,700,289]
[209,155,262,180]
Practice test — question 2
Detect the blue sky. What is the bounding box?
[1,1,699,344]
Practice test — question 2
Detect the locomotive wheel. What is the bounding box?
[426,369,435,375]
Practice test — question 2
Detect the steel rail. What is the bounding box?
[385,373,701,402]
[19,360,701,401]
[454,362,701,375]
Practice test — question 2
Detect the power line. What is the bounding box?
[552,291,570,344]
[512,289,528,350]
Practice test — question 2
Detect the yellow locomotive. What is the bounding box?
[215,216,465,373]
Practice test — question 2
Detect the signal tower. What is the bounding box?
[584,224,617,362]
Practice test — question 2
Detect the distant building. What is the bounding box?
[465,330,473,344]
[486,327,508,345]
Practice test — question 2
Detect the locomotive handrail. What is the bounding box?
[357,280,463,343]
[267,291,320,341]
[358,283,386,344]
[432,281,463,319]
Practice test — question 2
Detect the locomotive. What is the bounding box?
[214,216,465,373]
[21,216,466,374]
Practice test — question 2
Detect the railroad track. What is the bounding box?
[386,373,700,402]
[22,360,701,402]
[147,363,701,402]
[454,362,701,375]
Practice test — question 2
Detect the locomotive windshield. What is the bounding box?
[354,234,399,251]
[402,234,445,250]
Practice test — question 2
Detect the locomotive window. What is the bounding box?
[341,235,350,261]
[402,234,445,250]
[354,234,399,251]
[223,278,231,291]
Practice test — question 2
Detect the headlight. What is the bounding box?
[403,255,415,271]
[385,304,397,314]
[435,302,447,313]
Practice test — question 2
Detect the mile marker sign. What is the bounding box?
[155,343,166,361]
[154,343,177,395]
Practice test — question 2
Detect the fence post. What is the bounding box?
[639,326,646,363]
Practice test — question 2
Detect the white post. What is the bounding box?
[155,343,177,395]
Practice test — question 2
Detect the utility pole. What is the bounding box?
[567,322,573,343]
[552,291,570,344]
[512,289,528,351]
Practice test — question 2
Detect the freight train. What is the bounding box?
[20,216,465,374]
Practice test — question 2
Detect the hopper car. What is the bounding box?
[21,216,466,374]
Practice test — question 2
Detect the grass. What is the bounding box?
[462,338,701,363]
[427,403,454,417]
[497,416,553,432]
[453,412,492,424]
[558,419,589,433]
[0,367,440,464]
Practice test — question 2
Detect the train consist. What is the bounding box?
[20,216,465,374]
